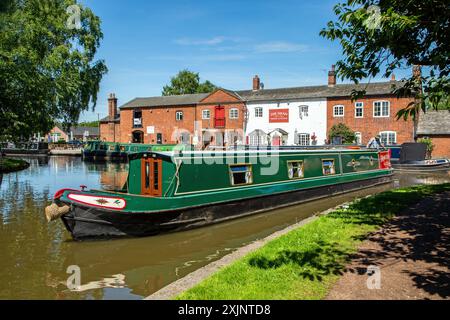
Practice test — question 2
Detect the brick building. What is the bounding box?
[45,125,99,142]
[100,66,417,148]
[100,89,246,147]
[417,110,450,158]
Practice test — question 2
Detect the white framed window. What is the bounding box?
[255,107,263,118]
[299,105,309,118]
[333,105,344,117]
[176,111,183,121]
[202,110,210,120]
[355,132,362,145]
[298,133,310,146]
[380,131,397,145]
[229,108,239,119]
[373,101,390,117]
[355,102,364,118]
[249,135,265,146]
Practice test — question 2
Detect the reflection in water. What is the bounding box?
[0,156,449,299]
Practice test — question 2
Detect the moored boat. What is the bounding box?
[45,147,393,240]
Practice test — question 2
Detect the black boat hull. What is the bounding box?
[61,174,394,240]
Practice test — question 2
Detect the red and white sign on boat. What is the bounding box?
[68,193,127,210]
[378,151,391,169]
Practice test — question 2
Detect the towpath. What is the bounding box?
[327,191,449,300]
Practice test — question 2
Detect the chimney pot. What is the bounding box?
[390,74,396,81]
[253,75,261,91]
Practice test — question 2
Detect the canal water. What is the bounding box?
[1,156,449,299]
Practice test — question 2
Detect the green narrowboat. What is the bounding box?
[45,147,393,240]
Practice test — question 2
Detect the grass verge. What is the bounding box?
[0,157,30,173]
[177,183,450,300]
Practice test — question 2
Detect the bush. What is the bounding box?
[329,123,356,144]
[418,137,434,159]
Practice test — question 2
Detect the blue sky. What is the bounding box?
[79,0,411,122]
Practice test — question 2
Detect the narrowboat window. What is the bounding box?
[153,161,159,190]
[322,159,336,175]
[229,164,253,186]
[145,161,150,188]
[287,161,304,179]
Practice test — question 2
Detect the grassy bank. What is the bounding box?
[0,157,30,173]
[177,183,450,300]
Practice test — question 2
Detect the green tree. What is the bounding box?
[0,0,107,142]
[162,70,217,96]
[417,137,434,159]
[320,0,449,120]
[329,123,356,144]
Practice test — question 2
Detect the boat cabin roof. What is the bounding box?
[128,146,381,162]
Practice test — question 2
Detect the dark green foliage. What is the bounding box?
[0,0,107,142]
[329,123,356,143]
[162,69,217,96]
[320,0,450,120]
[0,158,30,173]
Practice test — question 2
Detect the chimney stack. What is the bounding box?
[253,75,261,91]
[328,65,336,87]
[108,93,118,119]
[390,74,396,81]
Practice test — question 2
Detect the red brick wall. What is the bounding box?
[99,122,120,142]
[418,135,450,158]
[327,95,415,144]
[197,90,246,146]
[115,90,247,146]
[119,106,196,144]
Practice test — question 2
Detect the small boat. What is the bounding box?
[392,158,450,171]
[390,142,450,171]
[45,147,393,240]
[2,142,49,156]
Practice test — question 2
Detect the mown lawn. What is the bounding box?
[177,183,450,300]
[0,157,30,173]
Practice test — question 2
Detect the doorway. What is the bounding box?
[132,131,144,143]
[141,157,162,196]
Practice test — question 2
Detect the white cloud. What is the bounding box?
[145,53,247,62]
[174,36,227,46]
[254,41,309,53]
